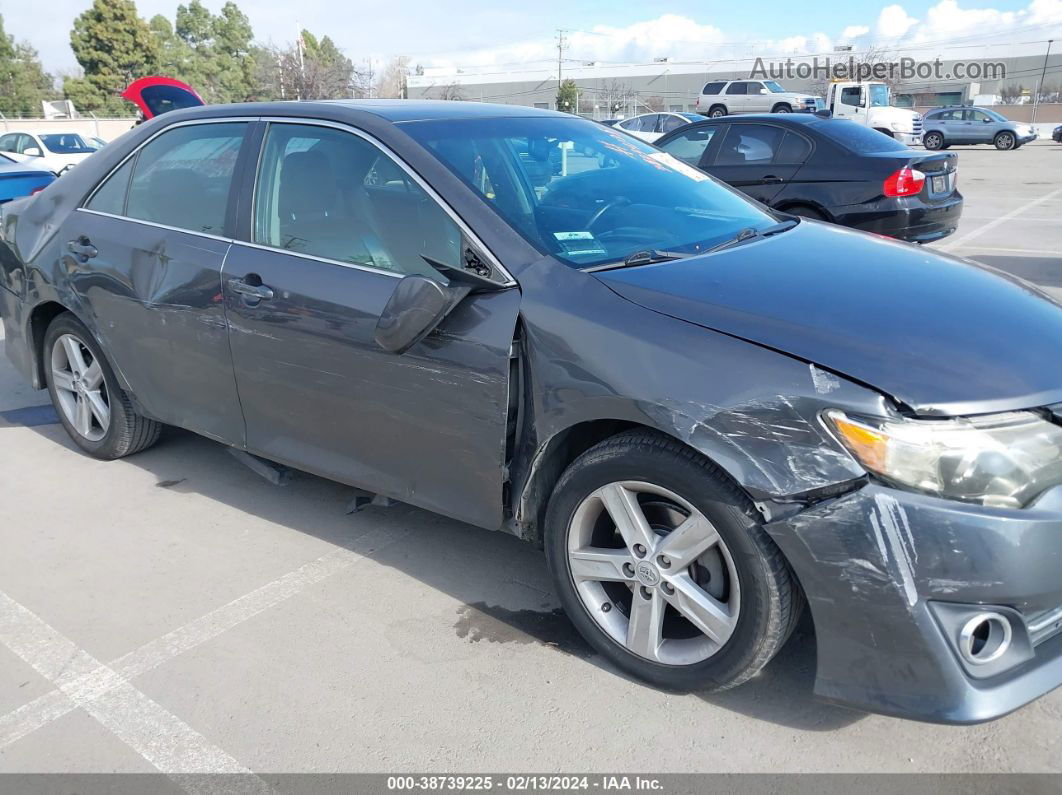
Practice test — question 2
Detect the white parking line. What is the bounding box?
[0,526,404,786]
[941,187,1062,251]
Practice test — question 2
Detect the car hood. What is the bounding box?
[594,221,1062,416]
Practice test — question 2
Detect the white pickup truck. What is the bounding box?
[825,81,923,146]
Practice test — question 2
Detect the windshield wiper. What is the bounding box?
[706,219,798,253]
[621,249,692,267]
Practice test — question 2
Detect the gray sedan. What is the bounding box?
[922,106,1038,150]
[3,101,1062,724]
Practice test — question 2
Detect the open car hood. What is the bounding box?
[122,77,204,119]
[594,221,1062,417]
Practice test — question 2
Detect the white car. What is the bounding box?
[612,112,704,143]
[695,80,822,118]
[0,131,98,174]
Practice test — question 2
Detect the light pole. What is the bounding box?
[1031,38,1054,126]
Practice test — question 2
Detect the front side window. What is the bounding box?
[715,124,783,165]
[124,122,246,235]
[747,82,766,95]
[659,126,718,165]
[659,114,690,134]
[404,116,775,270]
[39,134,95,154]
[725,82,748,95]
[840,87,862,107]
[252,123,459,277]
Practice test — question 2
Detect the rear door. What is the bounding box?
[704,122,805,203]
[222,120,520,530]
[724,81,749,113]
[60,119,252,444]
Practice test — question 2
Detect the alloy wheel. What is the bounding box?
[996,132,1014,150]
[566,480,740,665]
[51,333,110,442]
[925,133,943,150]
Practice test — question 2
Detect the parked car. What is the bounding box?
[0,152,55,203]
[922,107,1037,150]
[0,131,97,173]
[4,101,1062,725]
[695,80,822,118]
[1053,125,1062,143]
[598,118,622,127]
[612,111,703,142]
[122,76,204,120]
[655,113,962,242]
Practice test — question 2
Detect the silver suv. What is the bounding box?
[696,80,822,117]
[922,106,1037,151]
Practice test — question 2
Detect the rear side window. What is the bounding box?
[86,158,135,215]
[659,126,718,165]
[776,132,812,163]
[701,82,724,95]
[817,120,909,153]
[725,82,748,95]
[715,124,783,165]
[125,122,246,235]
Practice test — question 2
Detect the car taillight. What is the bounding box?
[30,186,46,195]
[883,166,925,198]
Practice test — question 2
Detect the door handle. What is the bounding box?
[66,236,98,263]
[762,175,784,184]
[228,277,274,301]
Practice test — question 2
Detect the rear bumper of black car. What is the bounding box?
[766,483,1062,724]
[838,192,963,243]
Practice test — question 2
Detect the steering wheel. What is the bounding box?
[585,197,631,231]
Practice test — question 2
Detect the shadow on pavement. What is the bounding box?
[14,417,864,732]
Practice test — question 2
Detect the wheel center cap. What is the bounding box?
[635,561,660,587]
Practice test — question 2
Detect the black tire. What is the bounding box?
[923,131,945,150]
[785,205,827,221]
[708,104,727,118]
[43,312,162,460]
[544,429,802,691]
[994,131,1016,150]
[771,103,792,114]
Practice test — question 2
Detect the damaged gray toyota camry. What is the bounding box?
[2,101,1061,724]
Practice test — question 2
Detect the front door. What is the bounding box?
[706,123,804,204]
[223,121,520,529]
[744,82,770,112]
[61,120,251,444]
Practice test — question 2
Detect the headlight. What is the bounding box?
[890,122,905,131]
[824,410,1062,508]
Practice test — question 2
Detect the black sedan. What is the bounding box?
[1053,125,1062,143]
[656,113,962,242]
[3,101,1062,724]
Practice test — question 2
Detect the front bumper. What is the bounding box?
[894,131,922,146]
[839,192,963,243]
[766,483,1062,724]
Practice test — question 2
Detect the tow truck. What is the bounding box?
[825,81,923,146]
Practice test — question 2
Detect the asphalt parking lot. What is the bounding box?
[1,140,1061,779]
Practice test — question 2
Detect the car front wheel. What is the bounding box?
[994,131,1016,150]
[44,313,162,459]
[545,430,802,691]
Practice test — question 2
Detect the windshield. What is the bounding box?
[403,116,775,269]
[764,81,787,93]
[40,134,94,154]
[868,84,890,107]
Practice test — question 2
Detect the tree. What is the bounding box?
[256,30,356,101]
[66,0,159,114]
[375,56,410,99]
[556,78,578,113]
[599,79,635,116]
[170,0,258,103]
[0,15,56,117]
[437,82,465,101]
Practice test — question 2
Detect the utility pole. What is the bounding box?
[1031,38,1054,125]
[556,29,567,110]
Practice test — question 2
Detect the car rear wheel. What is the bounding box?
[994,131,1016,150]
[708,105,727,118]
[44,313,162,459]
[544,430,802,691]
[923,131,945,150]
[771,103,792,113]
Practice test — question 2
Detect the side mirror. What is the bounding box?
[24,146,43,157]
[814,108,833,119]
[373,275,470,355]
[759,88,769,94]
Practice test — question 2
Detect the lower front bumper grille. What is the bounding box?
[1030,604,1062,646]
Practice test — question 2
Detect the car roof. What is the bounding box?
[683,113,824,126]
[154,99,570,124]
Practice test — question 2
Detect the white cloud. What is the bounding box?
[877,5,920,38]
[841,25,871,39]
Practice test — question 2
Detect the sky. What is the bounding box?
[3,0,1061,77]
